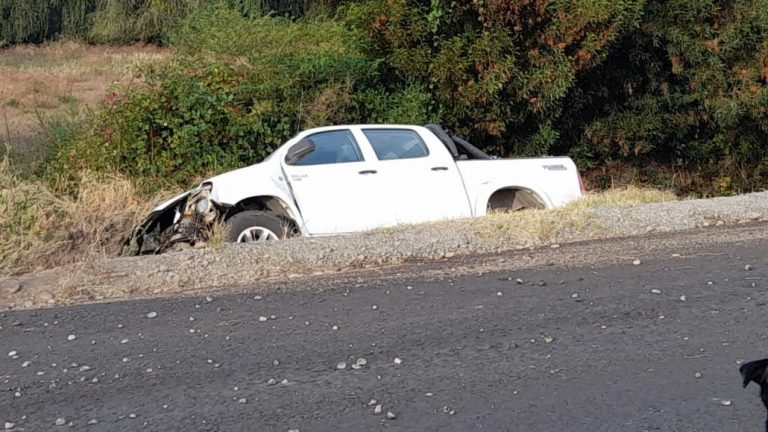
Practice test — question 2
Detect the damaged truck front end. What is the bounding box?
[124,184,224,255]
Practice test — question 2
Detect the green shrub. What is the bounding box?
[46,9,383,191]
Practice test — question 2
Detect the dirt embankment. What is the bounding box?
[1,41,168,165]
[2,190,767,310]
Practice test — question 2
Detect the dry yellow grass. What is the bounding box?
[474,186,678,243]
[204,219,228,251]
[1,150,172,276]
[562,186,678,210]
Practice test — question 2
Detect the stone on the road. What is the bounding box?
[146,312,157,318]
[745,264,752,271]
[267,378,277,386]
[238,398,247,404]
[386,411,396,420]
[650,289,662,294]
[87,419,98,425]
[55,418,66,426]
[393,357,402,365]
[679,295,687,301]
[633,259,642,265]
[721,400,732,406]
[7,350,17,357]
[259,316,268,322]
[4,422,15,430]
[336,362,347,370]
[373,404,382,415]
[67,334,76,341]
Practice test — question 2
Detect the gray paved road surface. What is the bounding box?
[2,231,768,431]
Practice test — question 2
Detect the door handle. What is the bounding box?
[431,166,449,171]
[358,170,378,175]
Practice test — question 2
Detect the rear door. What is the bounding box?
[361,127,472,225]
[280,129,385,234]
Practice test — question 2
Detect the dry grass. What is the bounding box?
[564,186,678,209]
[204,219,228,251]
[0,150,170,276]
[0,41,169,165]
[474,186,678,243]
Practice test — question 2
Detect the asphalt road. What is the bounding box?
[2,232,768,431]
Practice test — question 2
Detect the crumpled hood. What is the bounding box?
[150,190,192,213]
[150,162,277,213]
[204,162,278,205]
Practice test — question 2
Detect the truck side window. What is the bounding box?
[363,129,429,161]
[288,130,363,166]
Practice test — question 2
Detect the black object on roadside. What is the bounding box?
[741,358,768,432]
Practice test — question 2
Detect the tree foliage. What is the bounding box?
[34,0,768,194]
[343,0,645,155]
[573,0,768,191]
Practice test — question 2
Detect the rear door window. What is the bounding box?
[363,129,429,161]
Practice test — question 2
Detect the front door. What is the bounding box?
[280,129,384,235]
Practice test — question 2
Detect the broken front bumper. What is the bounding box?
[124,185,221,255]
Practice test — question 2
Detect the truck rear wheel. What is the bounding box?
[488,189,546,212]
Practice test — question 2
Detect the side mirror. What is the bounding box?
[285,138,316,165]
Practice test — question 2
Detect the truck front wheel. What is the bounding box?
[225,211,296,243]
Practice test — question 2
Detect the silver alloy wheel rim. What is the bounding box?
[236,226,279,243]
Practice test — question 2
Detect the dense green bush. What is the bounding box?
[338,0,768,193]
[342,0,646,156]
[37,0,768,195]
[570,0,768,192]
[46,9,384,190]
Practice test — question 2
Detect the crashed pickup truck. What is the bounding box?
[126,124,585,254]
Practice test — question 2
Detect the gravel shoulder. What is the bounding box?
[2,191,768,309]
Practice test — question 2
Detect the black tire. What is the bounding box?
[225,210,295,243]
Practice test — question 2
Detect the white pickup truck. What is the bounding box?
[128,124,584,254]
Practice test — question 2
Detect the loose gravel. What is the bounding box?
[2,191,768,309]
